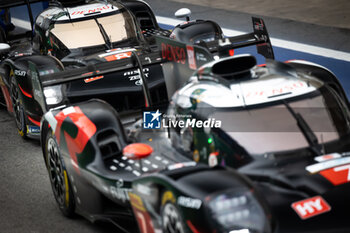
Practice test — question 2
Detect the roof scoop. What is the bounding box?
[211,55,257,79]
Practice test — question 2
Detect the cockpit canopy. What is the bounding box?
[35,2,139,52]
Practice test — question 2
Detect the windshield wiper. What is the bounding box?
[283,100,323,156]
[93,17,112,50]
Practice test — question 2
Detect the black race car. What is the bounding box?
[0,0,232,140]
[166,32,350,232]
[38,18,277,233]
[0,0,172,139]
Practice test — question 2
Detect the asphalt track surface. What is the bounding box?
[1,0,350,232]
[0,111,116,232]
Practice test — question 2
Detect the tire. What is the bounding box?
[0,27,6,43]
[161,192,186,233]
[44,129,75,217]
[9,73,27,138]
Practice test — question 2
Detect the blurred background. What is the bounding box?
[164,0,350,29]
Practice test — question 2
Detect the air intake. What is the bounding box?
[211,55,256,79]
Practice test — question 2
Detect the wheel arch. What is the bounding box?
[287,60,349,103]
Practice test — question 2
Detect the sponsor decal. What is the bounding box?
[314,153,342,162]
[129,193,155,233]
[116,179,124,188]
[208,152,219,167]
[245,81,307,99]
[196,52,208,62]
[320,164,350,185]
[135,184,152,196]
[306,157,350,173]
[129,193,146,212]
[167,162,197,170]
[39,69,55,76]
[162,191,176,205]
[104,52,132,62]
[84,75,104,83]
[291,196,331,219]
[161,43,186,65]
[27,126,40,134]
[254,20,264,31]
[14,70,26,77]
[193,150,200,162]
[124,68,150,86]
[143,110,162,129]
[177,196,202,209]
[110,187,131,203]
[71,5,111,16]
[186,45,197,70]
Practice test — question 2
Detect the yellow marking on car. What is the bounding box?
[129,192,146,212]
[64,170,69,207]
[18,129,24,136]
[162,191,175,205]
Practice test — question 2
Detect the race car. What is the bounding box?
[166,40,350,232]
[0,0,237,140]
[39,99,273,233]
[0,0,171,139]
[38,17,278,233]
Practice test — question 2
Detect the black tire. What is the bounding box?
[9,72,27,138]
[161,192,186,233]
[44,129,75,217]
[0,26,6,43]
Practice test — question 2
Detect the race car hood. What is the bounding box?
[238,148,350,232]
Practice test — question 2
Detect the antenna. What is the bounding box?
[131,51,152,108]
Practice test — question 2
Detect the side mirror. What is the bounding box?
[174,8,191,21]
[0,43,10,55]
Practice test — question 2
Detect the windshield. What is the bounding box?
[213,87,350,155]
[50,10,137,49]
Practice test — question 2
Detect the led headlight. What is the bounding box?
[43,85,63,105]
[207,188,270,233]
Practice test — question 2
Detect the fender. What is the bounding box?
[41,99,131,218]
[41,99,128,171]
[0,55,63,117]
[287,60,348,104]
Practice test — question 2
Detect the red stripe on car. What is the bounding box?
[18,84,33,98]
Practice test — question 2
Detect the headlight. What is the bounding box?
[43,85,63,105]
[207,188,270,233]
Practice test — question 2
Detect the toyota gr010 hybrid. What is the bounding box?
[0,0,172,139]
[0,0,234,139]
[167,50,350,232]
[37,17,279,233]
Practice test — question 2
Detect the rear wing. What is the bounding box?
[156,17,274,71]
[155,17,275,98]
[205,17,274,59]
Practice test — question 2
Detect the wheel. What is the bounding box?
[161,192,185,233]
[45,130,75,217]
[9,73,27,138]
[0,27,6,43]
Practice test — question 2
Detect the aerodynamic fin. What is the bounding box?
[252,17,275,59]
